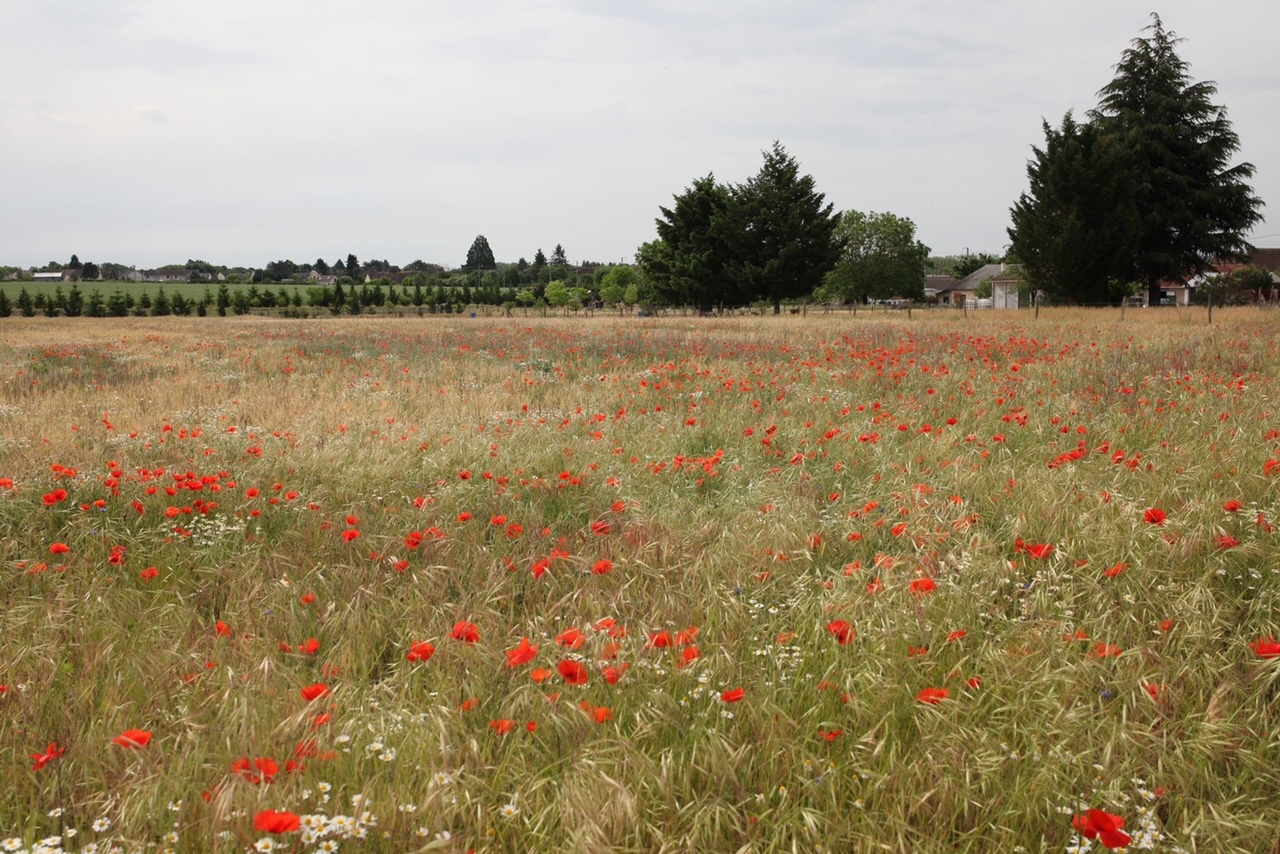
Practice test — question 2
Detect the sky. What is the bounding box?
[3,0,1277,270]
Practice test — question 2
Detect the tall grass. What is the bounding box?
[0,309,1278,852]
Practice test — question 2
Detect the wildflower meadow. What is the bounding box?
[1,309,1278,853]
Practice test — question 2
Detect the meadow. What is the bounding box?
[0,309,1278,853]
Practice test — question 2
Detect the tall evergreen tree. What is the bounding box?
[722,142,842,312]
[1089,14,1262,305]
[646,175,742,310]
[1008,113,1142,304]
[464,235,496,272]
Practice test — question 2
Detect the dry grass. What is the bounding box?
[0,309,1278,853]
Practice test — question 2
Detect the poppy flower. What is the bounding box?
[1024,542,1053,559]
[215,620,232,637]
[647,631,672,648]
[406,641,436,662]
[947,629,968,643]
[1224,499,1243,512]
[1216,535,1241,550]
[530,668,553,683]
[1143,508,1167,526]
[1251,637,1280,658]
[254,810,301,833]
[592,558,614,575]
[590,706,613,723]
[140,566,159,581]
[506,637,539,668]
[556,627,586,649]
[826,620,855,645]
[916,687,949,705]
[721,687,746,703]
[341,529,361,543]
[679,646,700,667]
[489,719,516,735]
[558,660,589,685]
[31,742,66,771]
[49,542,70,555]
[113,728,152,748]
[1100,560,1131,581]
[909,577,937,596]
[451,621,481,643]
[602,664,629,684]
[300,683,330,702]
[1072,809,1132,849]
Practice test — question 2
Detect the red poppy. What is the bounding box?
[451,621,481,643]
[1224,499,1243,512]
[647,631,672,648]
[489,719,516,735]
[1024,542,1053,559]
[406,641,436,662]
[916,687,949,705]
[1216,534,1241,550]
[721,687,746,703]
[49,542,70,555]
[826,620,855,645]
[1251,637,1280,658]
[1090,643,1123,658]
[254,810,301,833]
[679,646,701,667]
[947,629,968,642]
[341,529,360,543]
[590,705,613,723]
[592,558,614,575]
[215,620,232,637]
[113,728,152,748]
[1143,508,1167,526]
[506,637,539,668]
[233,756,280,784]
[910,577,937,596]
[556,627,587,649]
[558,660,589,685]
[140,567,159,581]
[602,664,629,684]
[31,742,66,771]
[530,667,553,683]
[1072,809,1132,849]
[300,683,330,702]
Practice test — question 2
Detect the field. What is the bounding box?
[1,309,1278,853]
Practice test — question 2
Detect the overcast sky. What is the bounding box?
[3,1,1277,269]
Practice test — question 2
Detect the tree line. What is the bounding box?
[3,16,1264,314]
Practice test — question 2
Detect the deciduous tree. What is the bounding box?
[823,210,930,304]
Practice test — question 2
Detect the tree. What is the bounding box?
[599,265,637,307]
[65,284,84,317]
[464,235,496,272]
[721,142,843,312]
[1008,113,1142,305]
[0,290,10,318]
[1090,14,1262,305]
[68,254,82,270]
[823,210,930,303]
[532,249,547,276]
[16,288,34,317]
[951,252,1001,280]
[314,258,330,276]
[645,175,742,310]
[550,244,568,267]
[80,262,99,281]
[346,254,359,281]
